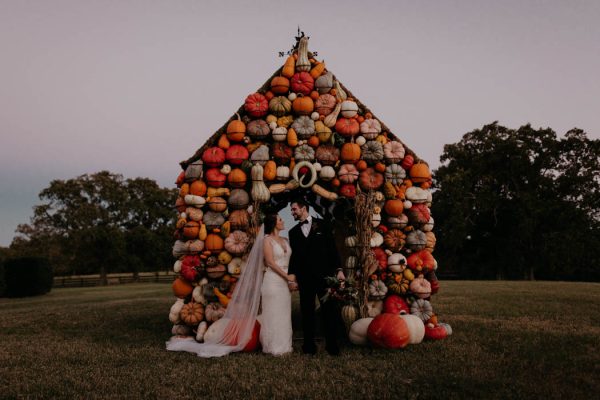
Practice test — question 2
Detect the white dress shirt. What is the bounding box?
[301,215,313,237]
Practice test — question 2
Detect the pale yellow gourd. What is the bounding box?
[324,103,342,128]
[312,184,338,201]
[334,80,347,102]
[315,121,332,143]
[199,223,208,241]
[295,37,311,72]
[207,187,230,197]
[251,164,271,203]
[269,183,287,194]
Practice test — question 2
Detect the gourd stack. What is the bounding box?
[168,36,451,347]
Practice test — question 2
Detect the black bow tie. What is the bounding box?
[300,220,310,225]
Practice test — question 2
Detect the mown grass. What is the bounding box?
[0,281,598,399]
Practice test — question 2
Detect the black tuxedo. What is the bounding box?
[288,217,341,353]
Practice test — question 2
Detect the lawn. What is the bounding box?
[0,281,598,399]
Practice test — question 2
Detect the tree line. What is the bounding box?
[1,123,598,282]
[1,171,177,285]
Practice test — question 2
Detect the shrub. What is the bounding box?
[3,257,53,297]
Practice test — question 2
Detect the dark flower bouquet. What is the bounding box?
[321,276,359,304]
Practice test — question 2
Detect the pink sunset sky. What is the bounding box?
[1,0,599,246]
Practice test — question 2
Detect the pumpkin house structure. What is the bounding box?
[169,35,451,348]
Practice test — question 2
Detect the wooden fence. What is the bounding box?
[53,271,176,288]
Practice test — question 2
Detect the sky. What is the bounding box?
[1,0,599,246]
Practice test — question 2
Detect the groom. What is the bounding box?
[287,198,345,355]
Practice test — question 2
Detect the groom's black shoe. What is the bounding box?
[302,343,317,355]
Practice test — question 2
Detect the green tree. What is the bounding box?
[12,171,177,283]
[432,123,600,281]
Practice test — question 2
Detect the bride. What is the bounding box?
[165,212,294,357]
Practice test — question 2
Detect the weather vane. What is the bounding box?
[278,27,318,57]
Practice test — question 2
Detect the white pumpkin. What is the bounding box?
[272,126,288,142]
[227,257,243,277]
[184,194,206,207]
[370,232,384,247]
[203,317,230,343]
[411,299,434,322]
[173,260,182,273]
[340,100,359,118]
[355,135,367,146]
[387,253,407,273]
[368,280,388,300]
[360,119,382,140]
[405,187,429,204]
[371,213,381,228]
[320,166,336,181]
[276,166,290,180]
[404,200,413,209]
[169,299,185,324]
[349,317,374,345]
[385,164,406,185]
[220,164,232,175]
[399,314,425,344]
[288,92,297,101]
[310,111,320,120]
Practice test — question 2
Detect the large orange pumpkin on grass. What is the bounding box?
[367,313,410,349]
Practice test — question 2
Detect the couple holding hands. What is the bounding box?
[167,198,344,357]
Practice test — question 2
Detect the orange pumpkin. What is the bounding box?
[309,90,319,101]
[409,162,432,184]
[282,55,295,78]
[226,113,246,142]
[374,162,386,173]
[335,118,360,137]
[263,160,277,181]
[271,76,290,94]
[307,135,320,148]
[264,90,274,101]
[205,233,224,254]
[356,160,368,171]
[384,199,405,217]
[183,221,200,239]
[341,143,361,164]
[292,95,314,116]
[179,183,190,197]
[208,197,227,212]
[172,278,194,298]
[189,180,207,196]
[227,168,247,188]
[218,134,230,150]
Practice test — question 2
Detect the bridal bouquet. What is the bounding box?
[321,276,359,304]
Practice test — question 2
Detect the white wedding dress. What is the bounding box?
[260,237,293,355]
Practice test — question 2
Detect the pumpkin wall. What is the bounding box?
[169,36,450,346]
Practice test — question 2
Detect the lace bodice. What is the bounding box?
[266,236,291,272]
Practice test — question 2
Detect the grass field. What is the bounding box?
[1,281,599,399]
